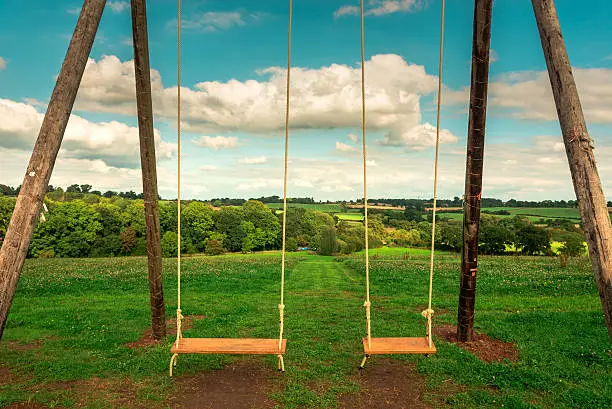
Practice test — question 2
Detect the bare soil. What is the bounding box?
[170,358,278,409]
[0,366,12,385]
[4,404,58,409]
[339,358,432,409]
[434,324,519,363]
[126,315,205,349]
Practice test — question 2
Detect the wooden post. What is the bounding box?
[532,0,612,340]
[131,0,166,340]
[0,0,107,340]
[458,0,493,342]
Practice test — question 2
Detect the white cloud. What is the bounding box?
[238,156,268,165]
[107,1,129,13]
[0,98,175,168]
[490,49,499,63]
[336,141,358,152]
[348,133,359,143]
[334,5,359,18]
[380,123,458,147]
[67,1,129,15]
[170,11,265,32]
[199,165,218,171]
[503,159,517,165]
[0,57,6,71]
[74,54,456,149]
[192,135,238,150]
[445,68,612,124]
[335,0,424,18]
[236,179,281,191]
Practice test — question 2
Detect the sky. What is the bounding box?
[0,0,611,201]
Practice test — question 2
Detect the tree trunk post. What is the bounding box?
[458,0,493,342]
[532,0,612,340]
[131,0,166,340]
[0,0,107,340]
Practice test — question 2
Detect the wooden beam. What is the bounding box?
[458,0,493,342]
[0,0,107,340]
[130,0,166,340]
[532,0,612,340]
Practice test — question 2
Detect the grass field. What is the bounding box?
[266,203,343,213]
[1,250,610,408]
[438,207,585,223]
[336,213,365,221]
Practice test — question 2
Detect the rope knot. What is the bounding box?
[278,304,285,311]
[176,309,184,320]
[421,308,434,318]
[363,301,371,308]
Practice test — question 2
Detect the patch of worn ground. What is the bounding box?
[126,315,205,349]
[170,358,278,409]
[434,324,519,363]
[339,358,432,409]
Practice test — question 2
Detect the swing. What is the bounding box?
[169,0,294,376]
[358,0,445,367]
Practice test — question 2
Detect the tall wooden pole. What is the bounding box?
[131,0,166,340]
[458,0,493,342]
[532,0,612,340]
[0,0,107,340]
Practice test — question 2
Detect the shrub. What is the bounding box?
[36,249,55,259]
[161,231,178,257]
[205,239,225,256]
[319,227,338,256]
[285,237,298,252]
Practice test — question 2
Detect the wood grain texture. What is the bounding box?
[532,0,612,340]
[458,0,493,342]
[171,338,287,355]
[0,0,107,340]
[363,337,437,355]
[131,0,166,340]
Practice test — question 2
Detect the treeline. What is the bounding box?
[358,197,589,208]
[0,193,586,259]
[3,184,605,208]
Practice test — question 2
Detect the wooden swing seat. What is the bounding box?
[363,337,436,355]
[171,338,287,355]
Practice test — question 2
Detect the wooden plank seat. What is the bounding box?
[363,337,436,355]
[171,338,287,355]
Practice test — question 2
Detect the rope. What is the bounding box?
[175,0,183,347]
[359,0,372,350]
[278,0,293,353]
[424,0,446,349]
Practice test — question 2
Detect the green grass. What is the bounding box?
[336,213,365,221]
[266,203,343,213]
[438,207,585,223]
[1,251,610,408]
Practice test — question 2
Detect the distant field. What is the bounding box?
[266,203,343,212]
[438,207,584,222]
[336,213,365,221]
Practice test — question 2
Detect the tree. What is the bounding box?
[29,201,103,258]
[80,184,92,193]
[66,184,81,193]
[479,218,512,255]
[215,206,247,252]
[161,231,178,257]
[516,224,550,255]
[181,201,215,250]
[242,200,281,249]
[120,226,138,253]
[319,226,338,256]
[559,233,585,257]
[205,239,225,256]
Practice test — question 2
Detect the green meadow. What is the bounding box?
[1,249,610,408]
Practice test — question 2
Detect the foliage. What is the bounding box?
[479,217,513,255]
[516,223,551,255]
[319,226,338,255]
[161,231,179,258]
[559,233,586,257]
[204,239,225,256]
[120,227,137,254]
[285,237,298,252]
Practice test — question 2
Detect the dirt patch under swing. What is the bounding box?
[339,358,432,409]
[170,358,278,409]
[126,315,205,349]
[434,324,519,363]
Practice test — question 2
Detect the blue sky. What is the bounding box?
[1,0,611,201]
